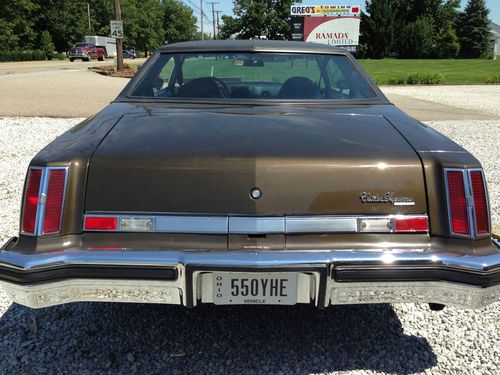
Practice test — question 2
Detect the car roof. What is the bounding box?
[157,40,349,54]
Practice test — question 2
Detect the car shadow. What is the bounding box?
[0,302,436,374]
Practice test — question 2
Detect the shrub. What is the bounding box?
[406,72,444,85]
[397,17,434,58]
[486,75,500,84]
[0,50,46,62]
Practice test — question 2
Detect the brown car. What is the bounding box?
[1,40,498,310]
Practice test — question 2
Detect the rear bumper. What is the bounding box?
[0,238,499,309]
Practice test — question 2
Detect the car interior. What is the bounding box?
[131,52,376,100]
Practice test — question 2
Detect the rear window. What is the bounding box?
[130,52,376,101]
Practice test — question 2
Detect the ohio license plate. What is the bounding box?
[212,272,298,305]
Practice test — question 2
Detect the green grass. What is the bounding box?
[130,58,500,85]
[358,59,500,85]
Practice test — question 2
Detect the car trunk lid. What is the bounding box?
[85,107,427,216]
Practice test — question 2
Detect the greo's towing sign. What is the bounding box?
[290,5,360,16]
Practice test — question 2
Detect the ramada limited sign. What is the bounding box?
[290,4,361,50]
[304,16,360,47]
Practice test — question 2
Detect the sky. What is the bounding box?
[191,0,500,35]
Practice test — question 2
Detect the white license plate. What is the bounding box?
[212,272,298,305]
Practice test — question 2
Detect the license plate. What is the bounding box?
[212,272,298,305]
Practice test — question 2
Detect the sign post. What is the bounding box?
[112,0,123,72]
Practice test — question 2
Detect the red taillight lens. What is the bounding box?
[84,216,118,231]
[447,170,469,235]
[42,169,67,234]
[22,169,42,233]
[470,171,489,235]
[394,217,429,232]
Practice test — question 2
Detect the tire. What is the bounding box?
[69,58,74,62]
[98,55,105,62]
[86,54,92,62]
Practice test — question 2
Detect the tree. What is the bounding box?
[0,0,38,50]
[40,30,56,59]
[360,0,397,58]
[121,0,165,55]
[219,0,293,40]
[456,0,491,58]
[398,17,435,58]
[162,0,197,43]
[434,21,460,58]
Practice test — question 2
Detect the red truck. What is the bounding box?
[68,42,106,62]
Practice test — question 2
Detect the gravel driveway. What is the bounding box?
[0,117,498,374]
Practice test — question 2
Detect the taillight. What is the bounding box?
[21,167,68,236]
[84,216,118,231]
[42,169,67,234]
[445,168,490,238]
[446,170,469,235]
[470,170,489,235]
[22,168,42,234]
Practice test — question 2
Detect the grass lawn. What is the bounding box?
[129,57,500,85]
[358,59,500,85]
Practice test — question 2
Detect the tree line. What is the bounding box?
[0,0,198,55]
[360,0,492,58]
[220,0,492,59]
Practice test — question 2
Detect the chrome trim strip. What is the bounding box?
[0,248,498,273]
[83,213,428,234]
[286,216,358,233]
[0,249,498,309]
[229,217,285,234]
[155,215,228,234]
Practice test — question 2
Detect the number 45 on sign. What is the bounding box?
[110,20,123,39]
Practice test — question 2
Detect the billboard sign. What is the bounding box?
[303,16,360,49]
[290,5,360,17]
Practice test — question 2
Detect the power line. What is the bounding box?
[207,2,219,39]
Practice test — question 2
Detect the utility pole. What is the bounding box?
[87,3,91,32]
[112,0,123,72]
[200,0,204,40]
[207,2,218,40]
[214,10,223,40]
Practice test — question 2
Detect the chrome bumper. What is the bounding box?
[0,242,498,309]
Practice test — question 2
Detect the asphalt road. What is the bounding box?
[0,59,499,120]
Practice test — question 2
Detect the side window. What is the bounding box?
[159,58,175,82]
[327,60,350,95]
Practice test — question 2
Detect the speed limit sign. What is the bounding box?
[110,20,123,39]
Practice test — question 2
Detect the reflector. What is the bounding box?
[447,170,469,235]
[470,171,489,235]
[22,169,42,233]
[43,169,66,234]
[84,216,118,231]
[394,217,428,232]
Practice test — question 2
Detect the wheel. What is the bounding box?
[86,54,92,62]
[69,58,74,62]
[98,55,105,62]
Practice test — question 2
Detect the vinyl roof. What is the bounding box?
[157,40,349,54]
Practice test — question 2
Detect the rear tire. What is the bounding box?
[86,54,92,62]
[98,55,105,62]
[69,58,74,62]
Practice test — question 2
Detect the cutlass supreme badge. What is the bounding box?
[359,192,415,206]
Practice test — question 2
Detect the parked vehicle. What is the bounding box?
[85,35,117,58]
[68,42,105,62]
[123,50,137,59]
[0,40,498,310]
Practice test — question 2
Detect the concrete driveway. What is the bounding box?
[0,59,498,120]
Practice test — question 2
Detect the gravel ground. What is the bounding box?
[381,85,500,118]
[0,117,499,374]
